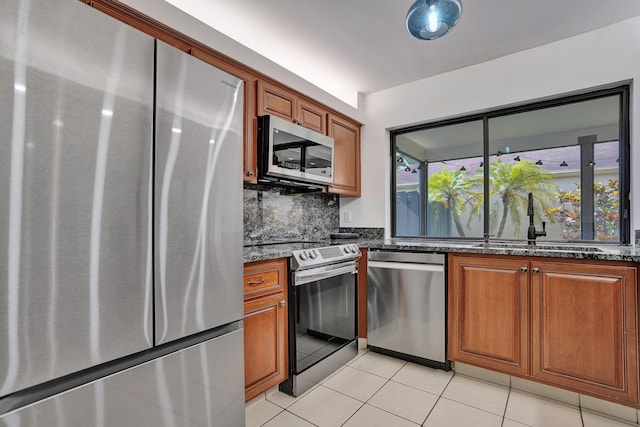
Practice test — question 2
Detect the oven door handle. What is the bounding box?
[294,261,356,286]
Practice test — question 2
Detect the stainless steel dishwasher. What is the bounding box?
[367,251,450,370]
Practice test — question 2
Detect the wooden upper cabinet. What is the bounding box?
[531,261,638,404]
[257,80,296,121]
[449,254,530,377]
[328,114,361,197]
[297,98,327,134]
[256,80,327,133]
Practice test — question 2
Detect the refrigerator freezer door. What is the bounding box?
[0,328,245,427]
[155,41,244,345]
[0,1,154,397]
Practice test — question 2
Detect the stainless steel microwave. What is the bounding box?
[257,115,334,187]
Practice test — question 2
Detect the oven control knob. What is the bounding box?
[351,245,358,253]
[309,250,318,259]
[342,246,349,254]
[299,252,308,260]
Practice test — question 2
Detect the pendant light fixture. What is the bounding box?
[406,0,463,40]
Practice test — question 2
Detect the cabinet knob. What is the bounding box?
[520,267,528,273]
[248,170,255,177]
[532,268,540,274]
[280,300,286,307]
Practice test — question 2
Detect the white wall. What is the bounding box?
[346,17,640,240]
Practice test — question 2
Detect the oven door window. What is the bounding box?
[294,273,356,373]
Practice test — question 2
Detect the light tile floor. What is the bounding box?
[246,350,639,427]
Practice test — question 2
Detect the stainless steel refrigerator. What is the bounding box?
[0,1,245,425]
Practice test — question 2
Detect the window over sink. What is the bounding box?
[391,85,630,244]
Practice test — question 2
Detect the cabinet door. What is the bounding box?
[328,114,361,196]
[531,262,638,403]
[257,80,296,121]
[449,255,529,376]
[244,292,288,401]
[297,98,327,133]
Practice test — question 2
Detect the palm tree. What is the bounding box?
[488,159,558,238]
[428,166,480,237]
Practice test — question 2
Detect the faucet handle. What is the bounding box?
[538,221,547,237]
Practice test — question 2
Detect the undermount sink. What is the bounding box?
[474,242,603,253]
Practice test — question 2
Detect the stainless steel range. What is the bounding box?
[280,244,361,396]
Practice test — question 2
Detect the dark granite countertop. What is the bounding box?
[368,238,640,263]
[244,238,640,263]
[243,241,330,263]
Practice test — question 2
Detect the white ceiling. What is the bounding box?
[164,0,640,107]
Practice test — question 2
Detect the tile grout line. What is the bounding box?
[347,362,406,381]
[420,370,458,426]
[281,408,320,427]
[500,385,511,427]
[335,379,375,427]
[254,400,285,427]
[578,394,585,427]
[356,370,426,427]
[334,358,431,426]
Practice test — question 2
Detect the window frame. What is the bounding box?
[390,84,631,244]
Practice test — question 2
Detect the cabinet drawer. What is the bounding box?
[244,258,288,299]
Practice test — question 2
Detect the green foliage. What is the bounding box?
[427,166,481,237]
[485,159,558,238]
[546,179,619,241]
[427,159,619,241]
[428,159,558,238]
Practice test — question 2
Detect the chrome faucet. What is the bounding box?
[527,192,546,245]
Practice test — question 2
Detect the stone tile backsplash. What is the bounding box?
[636,229,640,246]
[243,184,340,244]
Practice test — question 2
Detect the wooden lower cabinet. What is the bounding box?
[448,253,639,406]
[244,258,288,401]
[449,255,529,376]
[531,261,638,404]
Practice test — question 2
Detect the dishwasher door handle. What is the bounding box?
[367,261,444,273]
